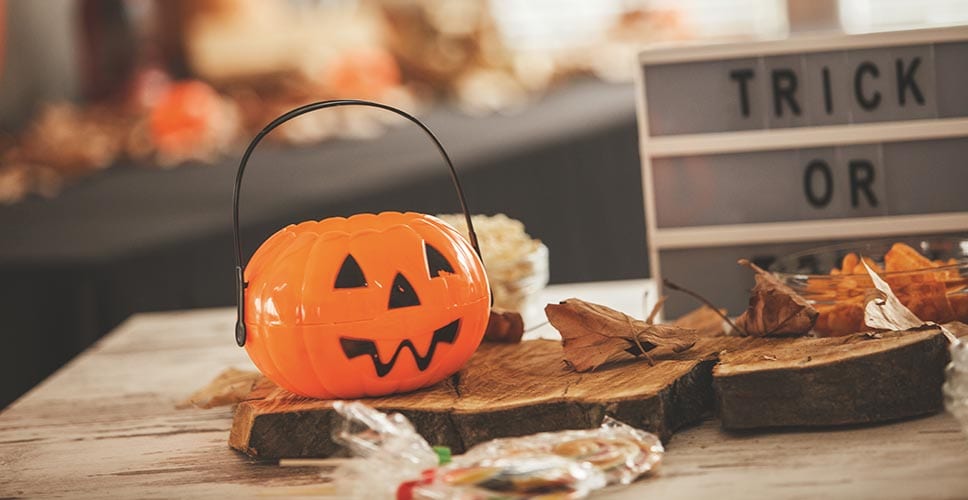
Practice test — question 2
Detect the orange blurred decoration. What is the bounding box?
[149,80,220,157]
[323,47,402,100]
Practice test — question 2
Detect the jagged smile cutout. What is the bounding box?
[338,319,461,377]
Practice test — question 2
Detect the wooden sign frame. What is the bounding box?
[634,25,968,296]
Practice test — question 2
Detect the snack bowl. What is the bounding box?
[770,237,968,336]
[486,241,549,321]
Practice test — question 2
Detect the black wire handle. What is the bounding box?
[233,99,482,347]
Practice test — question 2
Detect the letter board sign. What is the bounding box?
[634,26,968,318]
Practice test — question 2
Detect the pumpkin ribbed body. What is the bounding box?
[243,212,490,399]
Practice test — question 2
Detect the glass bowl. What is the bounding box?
[488,242,550,324]
[770,237,968,336]
[436,213,550,324]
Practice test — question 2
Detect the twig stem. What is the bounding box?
[662,278,748,336]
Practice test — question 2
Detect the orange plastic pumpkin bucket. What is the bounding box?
[232,100,491,399]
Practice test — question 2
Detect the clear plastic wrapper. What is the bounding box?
[331,401,439,498]
[411,454,606,500]
[457,417,663,486]
[329,402,662,499]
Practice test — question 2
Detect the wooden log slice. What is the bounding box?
[229,339,717,459]
[713,329,950,429]
[230,329,954,460]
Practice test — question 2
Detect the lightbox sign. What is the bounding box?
[644,42,968,135]
[634,26,968,317]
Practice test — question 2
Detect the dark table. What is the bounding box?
[0,80,649,406]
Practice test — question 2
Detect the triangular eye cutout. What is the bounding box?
[335,254,367,289]
[389,273,421,309]
[425,243,455,278]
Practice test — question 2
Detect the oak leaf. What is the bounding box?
[545,298,697,372]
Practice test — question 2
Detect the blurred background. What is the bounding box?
[1,0,966,407]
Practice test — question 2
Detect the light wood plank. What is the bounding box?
[0,283,966,498]
[653,213,968,249]
[603,414,968,500]
[638,25,968,65]
[642,118,968,156]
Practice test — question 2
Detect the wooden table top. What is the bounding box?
[2,279,967,499]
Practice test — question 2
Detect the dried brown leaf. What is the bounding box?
[862,259,925,331]
[861,260,958,343]
[545,298,698,372]
[176,368,262,409]
[735,259,818,337]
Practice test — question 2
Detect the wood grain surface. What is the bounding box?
[715,329,950,428]
[230,340,717,458]
[231,327,951,459]
[1,282,967,498]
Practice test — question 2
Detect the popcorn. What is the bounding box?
[436,214,548,314]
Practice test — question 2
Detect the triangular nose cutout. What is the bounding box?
[389,273,421,309]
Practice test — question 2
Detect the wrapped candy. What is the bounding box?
[330,401,440,498]
[457,417,663,487]
[328,402,663,499]
[409,454,604,500]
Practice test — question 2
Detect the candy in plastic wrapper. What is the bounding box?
[458,416,663,486]
[410,454,607,500]
[331,401,439,498]
[327,402,661,499]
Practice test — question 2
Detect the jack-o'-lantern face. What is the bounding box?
[242,212,490,399]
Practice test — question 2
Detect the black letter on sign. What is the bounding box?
[849,160,879,208]
[771,69,802,117]
[730,68,755,117]
[896,57,925,106]
[854,62,881,111]
[803,160,833,208]
[822,67,833,114]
